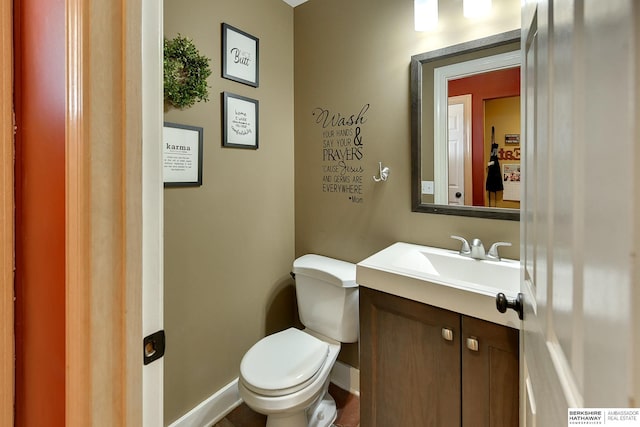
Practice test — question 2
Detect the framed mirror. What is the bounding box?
[411,30,521,220]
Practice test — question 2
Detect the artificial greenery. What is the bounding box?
[164,35,212,109]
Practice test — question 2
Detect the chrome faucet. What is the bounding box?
[450,235,512,261]
[470,238,486,260]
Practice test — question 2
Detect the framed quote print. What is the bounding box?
[222,92,259,149]
[163,122,204,187]
[222,23,259,87]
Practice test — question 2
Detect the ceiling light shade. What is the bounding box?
[415,0,438,31]
[463,0,492,18]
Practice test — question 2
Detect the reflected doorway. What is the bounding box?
[447,95,472,205]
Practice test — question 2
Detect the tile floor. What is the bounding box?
[212,383,359,427]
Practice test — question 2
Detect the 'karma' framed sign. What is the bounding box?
[163,122,204,187]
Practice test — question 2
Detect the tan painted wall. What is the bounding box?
[294,0,521,367]
[163,0,295,423]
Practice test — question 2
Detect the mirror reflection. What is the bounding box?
[411,30,521,220]
[436,61,521,209]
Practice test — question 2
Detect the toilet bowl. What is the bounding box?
[237,254,358,427]
[238,328,340,427]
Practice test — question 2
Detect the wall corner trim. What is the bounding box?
[330,361,360,396]
[168,378,242,427]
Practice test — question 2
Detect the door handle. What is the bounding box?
[495,292,524,320]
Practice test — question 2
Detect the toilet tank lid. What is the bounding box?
[293,254,357,288]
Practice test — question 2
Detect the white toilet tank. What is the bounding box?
[292,254,359,343]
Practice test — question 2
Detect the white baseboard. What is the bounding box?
[330,361,360,396]
[169,362,359,427]
[168,378,242,427]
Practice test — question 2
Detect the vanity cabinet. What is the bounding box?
[359,287,519,427]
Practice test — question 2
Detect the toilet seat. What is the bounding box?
[240,328,329,397]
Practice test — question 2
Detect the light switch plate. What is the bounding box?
[422,181,434,195]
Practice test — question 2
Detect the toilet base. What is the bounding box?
[263,388,337,427]
[307,391,337,427]
[265,410,307,427]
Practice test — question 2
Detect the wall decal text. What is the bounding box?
[312,104,370,204]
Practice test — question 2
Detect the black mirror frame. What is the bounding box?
[410,30,521,221]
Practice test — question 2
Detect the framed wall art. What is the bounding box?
[505,133,520,145]
[163,122,204,187]
[502,163,521,201]
[222,92,259,149]
[221,23,259,87]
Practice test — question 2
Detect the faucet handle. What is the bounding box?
[487,242,512,260]
[450,235,471,255]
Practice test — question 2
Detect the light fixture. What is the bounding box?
[463,0,492,18]
[414,0,438,31]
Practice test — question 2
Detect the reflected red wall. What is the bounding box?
[14,0,66,424]
[449,67,520,206]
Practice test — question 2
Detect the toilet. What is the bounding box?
[238,254,359,427]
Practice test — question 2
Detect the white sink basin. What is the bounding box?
[356,242,521,328]
[390,243,520,295]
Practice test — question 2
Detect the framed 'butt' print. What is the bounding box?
[222,23,259,87]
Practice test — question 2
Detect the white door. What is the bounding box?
[447,97,469,205]
[521,1,639,426]
[142,0,165,425]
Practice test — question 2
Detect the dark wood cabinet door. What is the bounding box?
[360,287,462,427]
[461,316,519,427]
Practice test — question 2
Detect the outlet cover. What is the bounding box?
[422,181,434,195]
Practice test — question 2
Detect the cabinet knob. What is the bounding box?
[441,328,454,341]
[466,337,479,351]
